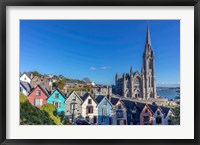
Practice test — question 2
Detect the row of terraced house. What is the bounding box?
[20,73,175,125]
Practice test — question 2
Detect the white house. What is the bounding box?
[160,106,175,125]
[81,92,98,124]
[20,73,31,84]
[148,105,165,125]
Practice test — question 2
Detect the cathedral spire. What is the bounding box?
[130,66,133,74]
[146,25,151,45]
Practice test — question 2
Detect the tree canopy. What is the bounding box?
[20,93,61,125]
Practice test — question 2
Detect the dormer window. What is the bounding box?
[24,77,26,80]
[104,100,107,105]
[145,109,148,113]
[118,104,122,109]
[72,96,76,101]
[88,99,92,104]
[157,110,160,115]
[36,90,41,96]
[55,93,59,98]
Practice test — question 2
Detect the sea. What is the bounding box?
[156,87,180,100]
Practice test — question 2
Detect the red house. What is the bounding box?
[28,85,49,108]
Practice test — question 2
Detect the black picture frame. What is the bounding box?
[0,0,199,145]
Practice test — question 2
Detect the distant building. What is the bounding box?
[31,75,52,93]
[20,73,31,84]
[92,85,112,96]
[115,26,157,99]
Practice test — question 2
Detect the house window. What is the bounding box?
[88,99,92,104]
[70,103,77,111]
[36,90,41,96]
[55,93,59,98]
[168,119,172,125]
[118,104,122,109]
[123,120,126,125]
[20,87,22,92]
[117,120,120,125]
[156,117,162,124]
[24,77,26,80]
[145,109,148,113]
[157,111,160,115]
[72,96,76,101]
[102,109,108,115]
[132,113,136,119]
[54,102,60,108]
[34,99,43,106]
[144,116,149,123]
[101,117,105,123]
[93,116,97,124]
[104,100,107,105]
[109,117,112,125]
[86,106,93,114]
[116,110,123,118]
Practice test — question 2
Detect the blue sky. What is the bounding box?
[20,20,180,86]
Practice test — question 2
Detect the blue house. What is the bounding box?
[122,100,140,125]
[47,89,66,114]
[96,95,113,125]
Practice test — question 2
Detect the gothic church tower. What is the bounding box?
[142,25,157,99]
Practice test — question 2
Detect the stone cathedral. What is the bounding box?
[115,26,157,99]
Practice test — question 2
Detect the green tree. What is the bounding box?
[20,93,56,125]
[32,71,41,77]
[171,106,180,125]
[41,104,62,125]
[55,78,67,90]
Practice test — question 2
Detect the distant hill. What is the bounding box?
[157,84,180,88]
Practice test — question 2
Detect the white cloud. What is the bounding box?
[100,66,111,70]
[89,67,96,71]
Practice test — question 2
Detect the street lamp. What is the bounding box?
[71,102,77,123]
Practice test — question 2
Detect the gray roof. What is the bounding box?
[96,95,105,104]
[148,104,159,113]
[110,98,119,106]
[20,81,32,93]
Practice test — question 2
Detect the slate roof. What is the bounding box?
[20,81,32,93]
[81,92,90,102]
[135,102,146,111]
[160,106,171,118]
[110,97,120,106]
[96,95,105,104]
[49,88,66,99]
[148,104,159,113]
[39,85,51,96]
[121,99,135,109]
[81,92,98,104]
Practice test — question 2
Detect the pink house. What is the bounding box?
[28,85,49,108]
[136,102,153,125]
